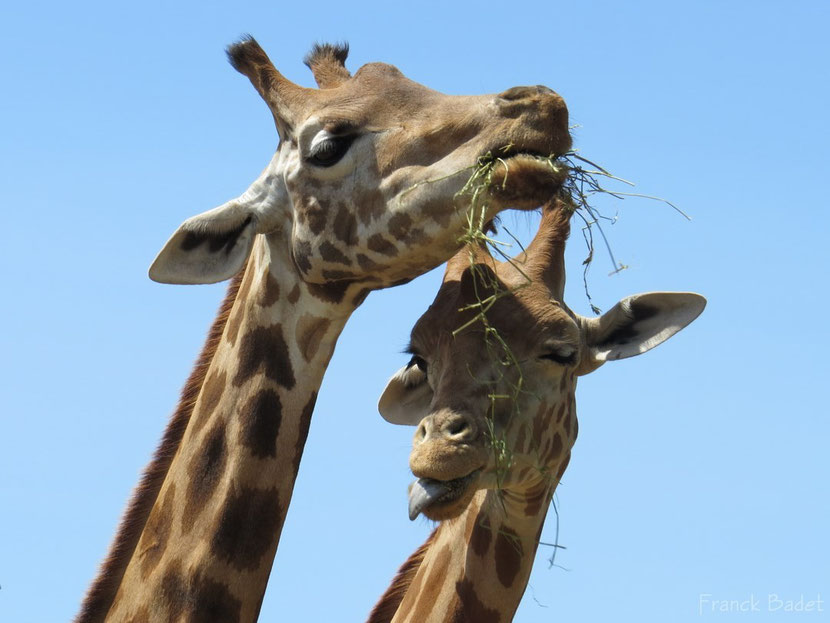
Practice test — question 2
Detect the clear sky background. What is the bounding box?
[1,1,828,622]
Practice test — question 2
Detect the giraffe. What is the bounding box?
[371,198,706,622]
[77,38,573,623]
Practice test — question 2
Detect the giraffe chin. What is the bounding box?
[487,153,570,209]
[407,470,480,521]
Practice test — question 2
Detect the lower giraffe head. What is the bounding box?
[379,198,706,521]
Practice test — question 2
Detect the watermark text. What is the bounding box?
[698,593,824,615]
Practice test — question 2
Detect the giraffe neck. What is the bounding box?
[386,480,560,623]
[81,237,366,623]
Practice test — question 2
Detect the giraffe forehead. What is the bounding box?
[410,278,578,357]
[294,63,444,127]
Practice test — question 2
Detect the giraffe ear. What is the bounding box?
[149,152,287,285]
[578,292,706,374]
[378,364,433,425]
[148,202,258,285]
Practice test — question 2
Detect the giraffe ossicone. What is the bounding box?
[372,198,705,622]
[79,38,575,623]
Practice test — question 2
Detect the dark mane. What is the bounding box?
[365,528,437,623]
[75,266,247,623]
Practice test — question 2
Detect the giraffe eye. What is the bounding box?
[407,355,428,374]
[539,346,576,366]
[307,135,356,167]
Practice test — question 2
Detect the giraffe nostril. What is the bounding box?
[498,86,534,102]
[446,419,470,438]
[415,422,427,442]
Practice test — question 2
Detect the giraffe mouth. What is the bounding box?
[492,146,565,164]
[480,148,570,206]
[407,470,480,520]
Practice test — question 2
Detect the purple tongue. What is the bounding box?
[407,478,451,521]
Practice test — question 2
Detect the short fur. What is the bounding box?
[76,266,247,623]
[366,529,438,623]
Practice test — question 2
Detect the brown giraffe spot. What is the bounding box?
[420,197,454,228]
[352,287,371,307]
[287,284,301,304]
[212,485,283,572]
[189,575,242,623]
[303,200,326,235]
[190,368,226,436]
[388,212,412,241]
[409,543,452,623]
[293,240,313,276]
[469,514,493,558]
[333,204,357,244]
[494,525,523,588]
[533,404,552,441]
[356,253,379,271]
[258,271,280,307]
[555,402,566,422]
[305,280,350,304]
[321,269,356,281]
[160,564,242,623]
[367,233,398,257]
[319,240,352,266]
[292,391,317,475]
[404,227,429,247]
[225,265,256,345]
[158,563,189,621]
[233,324,296,390]
[238,389,282,459]
[571,413,579,441]
[182,424,227,531]
[452,577,501,623]
[139,482,176,579]
[356,187,384,225]
[159,565,186,620]
[544,432,563,465]
[296,314,332,362]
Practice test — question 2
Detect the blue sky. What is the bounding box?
[1,1,828,621]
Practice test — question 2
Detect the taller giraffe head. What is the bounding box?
[379,200,706,522]
[149,38,571,288]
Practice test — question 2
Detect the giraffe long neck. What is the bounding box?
[384,482,560,623]
[79,238,365,623]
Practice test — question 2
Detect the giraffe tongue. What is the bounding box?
[408,478,452,521]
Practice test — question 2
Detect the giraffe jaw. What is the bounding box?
[407,470,480,521]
